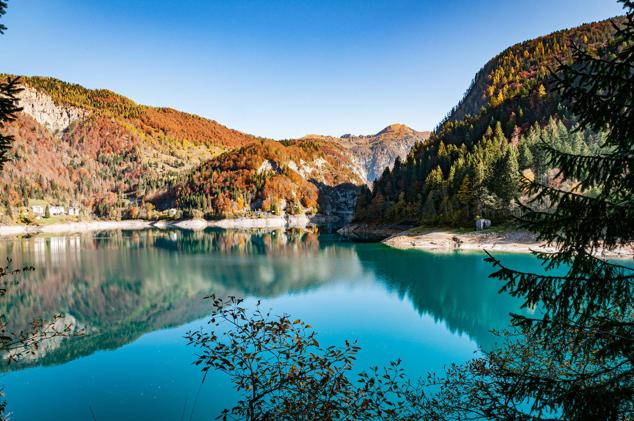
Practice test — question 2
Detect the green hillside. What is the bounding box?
[354,16,623,226]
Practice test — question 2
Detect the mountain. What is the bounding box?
[304,124,430,182]
[0,76,260,220]
[353,16,623,226]
[0,76,425,222]
[168,138,366,219]
[168,123,432,221]
[168,123,428,220]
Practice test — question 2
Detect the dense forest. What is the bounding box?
[354,17,622,226]
[171,138,364,218]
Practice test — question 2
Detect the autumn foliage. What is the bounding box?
[174,139,362,217]
[0,76,262,218]
[0,74,371,219]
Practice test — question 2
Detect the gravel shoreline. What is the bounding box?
[0,214,343,237]
[0,220,153,236]
[383,228,634,258]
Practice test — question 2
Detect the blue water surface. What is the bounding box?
[0,229,539,420]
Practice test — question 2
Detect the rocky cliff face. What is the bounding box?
[343,124,430,182]
[303,124,430,184]
[18,86,86,134]
[314,182,361,224]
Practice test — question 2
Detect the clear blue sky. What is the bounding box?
[0,0,625,139]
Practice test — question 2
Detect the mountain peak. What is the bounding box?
[375,123,417,137]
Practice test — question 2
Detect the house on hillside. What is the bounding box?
[68,207,80,216]
[49,205,65,216]
[30,205,45,217]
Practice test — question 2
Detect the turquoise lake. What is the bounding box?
[0,229,540,420]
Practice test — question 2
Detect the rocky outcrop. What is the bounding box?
[257,159,283,175]
[18,87,86,134]
[172,218,209,231]
[314,182,361,225]
[303,124,430,183]
[341,124,430,182]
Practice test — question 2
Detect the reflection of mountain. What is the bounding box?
[0,229,524,370]
[150,229,365,296]
[0,230,363,370]
[353,246,525,348]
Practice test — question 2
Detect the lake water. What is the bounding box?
[0,229,538,420]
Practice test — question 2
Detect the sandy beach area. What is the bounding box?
[383,228,634,259]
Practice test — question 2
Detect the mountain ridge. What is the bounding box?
[353,15,623,226]
[0,76,427,222]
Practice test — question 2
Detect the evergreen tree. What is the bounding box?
[495,145,520,204]
[530,133,550,184]
[493,121,506,142]
[0,74,22,170]
[0,0,19,173]
[420,6,633,419]
[518,141,534,169]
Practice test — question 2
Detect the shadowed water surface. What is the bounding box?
[0,229,540,420]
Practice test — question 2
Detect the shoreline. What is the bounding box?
[0,220,154,237]
[0,214,345,237]
[382,228,634,258]
[3,218,631,259]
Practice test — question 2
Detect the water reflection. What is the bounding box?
[0,228,523,370]
[354,246,529,347]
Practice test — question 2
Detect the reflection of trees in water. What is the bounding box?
[0,229,363,369]
[354,246,524,348]
[0,229,525,369]
[148,229,365,296]
[153,228,323,257]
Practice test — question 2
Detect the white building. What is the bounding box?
[30,205,45,216]
[49,205,65,216]
[475,218,492,231]
[68,207,80,216]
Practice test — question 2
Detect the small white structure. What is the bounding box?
[167,208,178,217]
[49,205,65,216]
[68,207,80,216]
[31,205,45,216]
[475,218,492,231]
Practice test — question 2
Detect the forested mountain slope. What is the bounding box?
[0,76,424,221]
[169,138,366,218]
[354,16,623,226]
[0,76,261,219]
[168,124,429,219]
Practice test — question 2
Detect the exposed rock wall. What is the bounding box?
[350,136,418,182]
[304,125,430,184]
[18,87,86,134]
[315,182,361,224]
